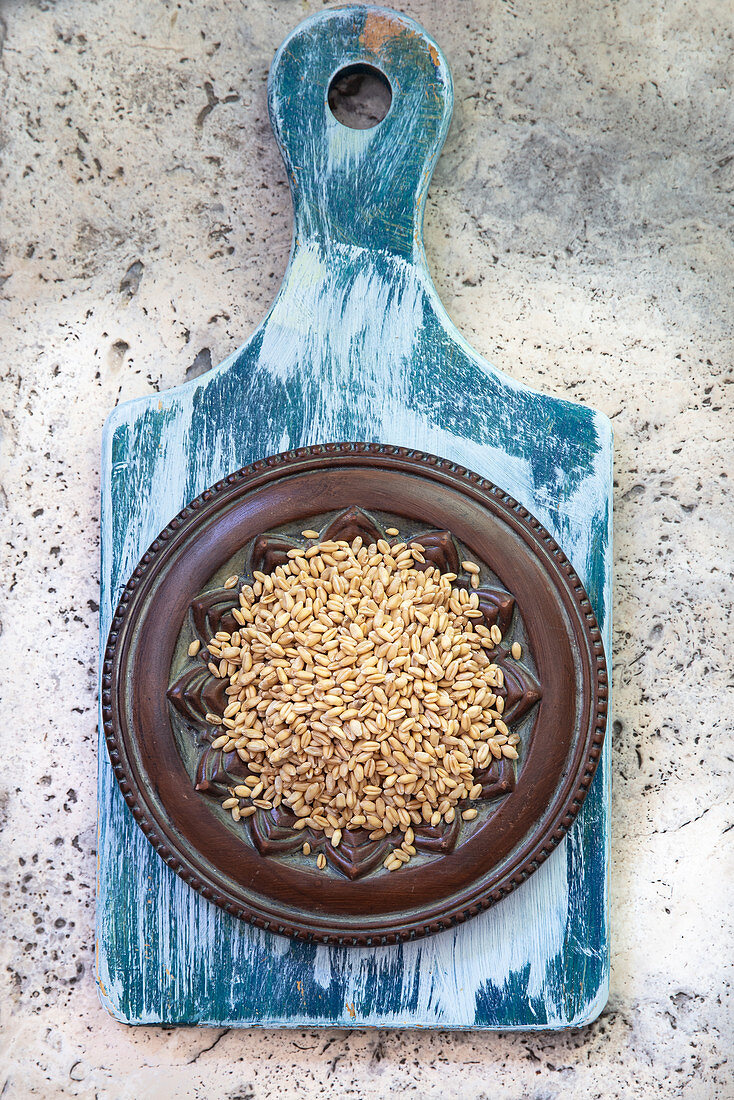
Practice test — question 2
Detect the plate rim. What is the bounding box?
[101,442,608,944]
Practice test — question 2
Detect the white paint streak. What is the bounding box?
[260,243,423,439]
[307,839,569,1026]
[325,115,379,171]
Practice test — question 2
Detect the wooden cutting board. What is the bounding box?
[97,4,612,1028]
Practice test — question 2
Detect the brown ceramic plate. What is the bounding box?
[102,444,607,945]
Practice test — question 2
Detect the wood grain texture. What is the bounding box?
[97,5,612,1028]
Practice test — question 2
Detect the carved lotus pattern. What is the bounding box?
[168,507,542,879]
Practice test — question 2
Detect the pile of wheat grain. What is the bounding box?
[200,535,520,873]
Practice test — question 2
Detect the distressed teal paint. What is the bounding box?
[270,8,451,258]
[97,5,612,1028]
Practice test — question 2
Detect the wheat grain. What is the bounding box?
[203,534,521,871]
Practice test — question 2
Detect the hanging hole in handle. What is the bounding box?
[327,64,392,130]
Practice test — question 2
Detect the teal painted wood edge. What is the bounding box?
[96,4,612,1029]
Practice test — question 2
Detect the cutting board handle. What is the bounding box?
[268,5,453,262]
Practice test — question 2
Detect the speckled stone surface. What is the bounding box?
[0,0,731,1096]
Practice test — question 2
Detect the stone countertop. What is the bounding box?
[0,0,731,1096]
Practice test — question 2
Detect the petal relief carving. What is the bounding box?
[194,746,249,795]
[475,586,516,636]
[412,814,463,854]
[168,665,230,727]
[496,656,542,725]
[190,588,239,644]
[321,506,382,546]
[167,665,212,727]
[408,529,460,574]
[198,675,230,717]
[473,755,516,799]
[250,534,299,575]
[325,830,393,879]
[251,807,306,856]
